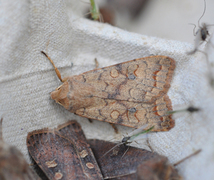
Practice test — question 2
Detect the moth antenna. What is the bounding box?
[173,149,201,166]
[41,51,63,82]
[121,146,130,159]
[188,23,197,36]
[198,0,206,28]
[100,142,123,158]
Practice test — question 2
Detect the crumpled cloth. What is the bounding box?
[0,0,213,179]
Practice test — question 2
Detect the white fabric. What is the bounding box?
[0,0,214,179]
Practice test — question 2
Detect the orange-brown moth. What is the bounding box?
[42,52,176,131]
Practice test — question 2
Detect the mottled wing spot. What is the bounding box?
[161,121,169,128]
[86,162,95,169]
[128,74,136,80]
[110,68,119,78]
[127,64,138,74]
[111,110,120,119]
[134,63,147,77]
[79,150,88,158]
[45,159,57,168]
[129,107,136,113]
[130,88,146,101]
[55,172,63,180]
[75,108,85,116]
[135,109,147,121]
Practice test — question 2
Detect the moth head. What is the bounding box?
[51,81,70,110]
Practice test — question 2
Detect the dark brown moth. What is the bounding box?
[90,139,201,180]
[42,52,176,132]
[136,156,182,180]
[27,120,103,180]
[0,118,40,180]
[27,120,183,180]
[88,139,182,180]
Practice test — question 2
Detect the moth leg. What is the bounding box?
[88,119,93,123]
[174,149,201,166]
[41,51,66,82]
[146,138,154,152]
[109,123,118,134]
[94,58,99,69]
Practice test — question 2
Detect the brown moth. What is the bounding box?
[42,52,176,131]
[90,139,199,180]
[27,120,181,180]
[88,139,182,180]
[0,118,40,180]
[136,156,182,180]
[27,120,103,180]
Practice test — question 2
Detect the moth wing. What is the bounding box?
[81,56,175,103]
[27,121,103,180]
[75,95,174,131]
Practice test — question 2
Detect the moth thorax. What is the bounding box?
[51,81,70,110]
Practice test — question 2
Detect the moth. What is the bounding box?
[95,140,200,180]
[136,156,182,180]
[89,139,182,180]
[0,118,40,180]
[27,120,103,180]
[27,120,182,180]
[42,52,176,131]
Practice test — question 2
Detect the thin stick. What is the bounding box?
[0,118,3,141]
[167,106,200,115]
[174,149,201,166]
